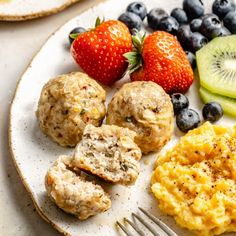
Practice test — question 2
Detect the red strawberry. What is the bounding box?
[125,31,194,94]
[71,19,132,86]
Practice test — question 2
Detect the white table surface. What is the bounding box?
[0,0,103,235]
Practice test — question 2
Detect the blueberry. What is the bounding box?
[118,12,142,31]
[69,27,86,44]
[190,18,202,32]
[211,26,231,38]
[147,8,168,30]
[223,11,236,34]
[158,16,179,35]
[170,8,188,24]
[177,25,192,49]
[189,32,208,52]
[201,13,217,19]
[200,14,222,39]
[176,109,201,132]
[127,2,147,20]
[171,93,189,115]
[212,0,236,19]
[202,102,223,122]
[185,51,196,69]
[183,0,205,20]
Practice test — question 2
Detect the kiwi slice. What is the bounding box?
[196,35,236,98]
[200,87,236,117]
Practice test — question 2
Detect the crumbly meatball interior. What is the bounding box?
[45,155,111,220]
[37,72,106,147]
[72,124,142,185]
[107,81,174,154]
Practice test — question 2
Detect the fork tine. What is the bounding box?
[116,221,134,236]
[132,213,161,236]
[138,208,178,236]
[124,218,146,236]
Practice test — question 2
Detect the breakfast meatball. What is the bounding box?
[45,155,111,220]
[37,72,106,147]
[107,81,174,154]
[72,124,142,185]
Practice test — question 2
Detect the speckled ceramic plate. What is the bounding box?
[9,0,236,235]
[0,0,81,21]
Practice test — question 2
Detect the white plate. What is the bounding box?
[9,0,236,235]
[0,0,81,21]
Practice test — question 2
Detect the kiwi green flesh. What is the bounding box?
[196,35,236,99]
[200,87,236,117]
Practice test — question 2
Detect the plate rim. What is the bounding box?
[0,0,80,21]
[8,1,107,235]
[9,1,234,235]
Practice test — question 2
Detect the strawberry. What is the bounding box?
[71,19,132,86]
[125,31,194,94]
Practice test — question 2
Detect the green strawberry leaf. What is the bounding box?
[131,30,146,52]
[124,51,143,74]
[70,33,80,40]
[124,32,146,74]
[95,17,105,27]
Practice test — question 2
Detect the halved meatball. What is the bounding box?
[45,155,111,220]
[72,124,142,185]
[37,72,106,147]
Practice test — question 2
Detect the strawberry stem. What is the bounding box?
[95,17,105,27]
[71,17,105,41]
[124,31,146,74]
[131,30,146,52]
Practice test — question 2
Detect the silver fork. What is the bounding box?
[116,207,177,236]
